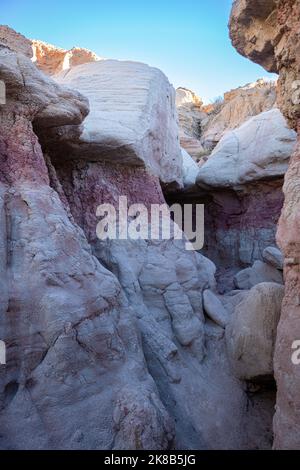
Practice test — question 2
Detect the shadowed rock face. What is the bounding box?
[229,0,300,450]
[230,0,300,129]
[174,108,295,291]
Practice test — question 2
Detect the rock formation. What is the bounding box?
[229,0,300,449]
[226,282,284,381]
[0,38,177,451]
[197,109,296,190]
[0,24,278,450]
[31,40,100,76]
[1,9,298,449]
[175,87,206,160]
[201,79,277,150]
[0,26,100,77]
[170,107,296,292]
[175,79,277,159]
[52,60,183,188]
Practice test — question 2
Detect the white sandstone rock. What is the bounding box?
[197,109,297,189]
[55,60,183,186]
[226,282,285,380]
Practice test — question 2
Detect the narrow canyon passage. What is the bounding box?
[0,0,300,450]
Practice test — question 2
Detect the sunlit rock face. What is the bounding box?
[229,0,300,449]
[31,39,101,76]
[175,88,206,160]
[197,109,296,190]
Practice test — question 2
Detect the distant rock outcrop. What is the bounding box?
[201,79,277,150]
[175,87,206,160]
[176,79,277,164]
[0,25,33,58]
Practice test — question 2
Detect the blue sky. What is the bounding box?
[1,0,277,102]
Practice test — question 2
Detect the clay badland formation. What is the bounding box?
[0,0,299,449]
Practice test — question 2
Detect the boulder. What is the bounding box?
[226,282,284,380]
[263,246,284,270]
[53,60,183,187]
[203,290,229,328]
[234,260,283,290]
[197,109,297,190]
[222,290,250,315]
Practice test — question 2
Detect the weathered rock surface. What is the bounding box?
[0,44,174,450]
[263,246,284,270]
[234,260,283,290]
[226,282,284,381]
[197,109,296,190]
[0,24,281,451]
[222,290,250,315]
[48,60,183,187]
[229,0,300,449]
[32,39,100,75]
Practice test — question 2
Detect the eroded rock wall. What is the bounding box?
[229,0,300,449]
[0,42,174,451]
